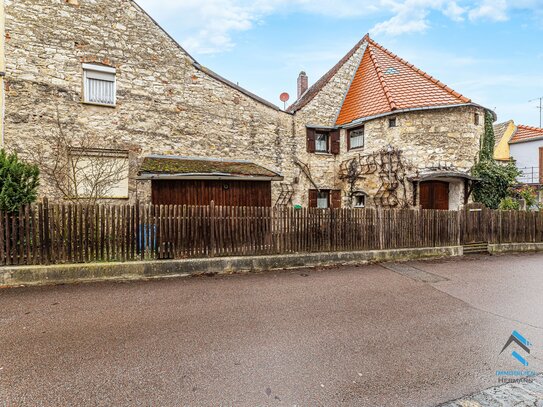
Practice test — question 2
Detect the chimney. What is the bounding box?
[297,71,308,99]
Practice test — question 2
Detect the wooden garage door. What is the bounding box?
[420,181,449,210]
[151,180,272,207]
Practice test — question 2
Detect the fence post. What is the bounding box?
[377,207,384,250]
[210,200,216,257]
[42,197,51,265]
[456,210,461,246]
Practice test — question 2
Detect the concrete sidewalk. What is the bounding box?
[439,375,543,406]
[1,242,541,288]
[0,245,461,287]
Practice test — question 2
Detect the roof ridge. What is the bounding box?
[494,120,514,126]
[366,43,396,111]
[287,34,369,112]
[518,124,543,131]
[366,38,471,104]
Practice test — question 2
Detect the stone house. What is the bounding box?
[0,0,488,210]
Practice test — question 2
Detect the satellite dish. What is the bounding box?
[280,92,290,109]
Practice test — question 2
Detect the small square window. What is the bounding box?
[83,63,116,106]
[389,118,397,128]
[353,194,366,208]
[315,132,329,153]
[317,191,329,208]
[349,127,364,150]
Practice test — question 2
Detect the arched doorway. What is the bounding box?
[420,181,449,210]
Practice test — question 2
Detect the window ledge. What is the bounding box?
[348,147,365,152]
[314,152,333,156]
[81,101,117,108]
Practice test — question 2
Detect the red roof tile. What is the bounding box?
[510,125,543,144]
[336,37,471,125]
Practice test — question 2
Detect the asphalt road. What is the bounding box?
[1,253,542,406]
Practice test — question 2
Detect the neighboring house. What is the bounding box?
[494,120,543,186]
[0,0,488,209]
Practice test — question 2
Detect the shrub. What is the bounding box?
[498,196,520,211]
[0,150,40,212]
[472,159,520,209]
[472,110,520,209]
[517,185,540,210]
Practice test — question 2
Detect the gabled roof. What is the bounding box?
[509,125,543,144]
[138,155,283,181]
[336,36,471,126]
[286,35,368,113]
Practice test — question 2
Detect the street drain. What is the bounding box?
[381,263,449,283]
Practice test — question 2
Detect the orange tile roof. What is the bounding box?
[336,37,471,125]
[510,125,543,144]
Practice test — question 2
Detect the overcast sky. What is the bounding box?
[137,0,543,126]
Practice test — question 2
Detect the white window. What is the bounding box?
[70,148,129,199]
[315,133,329,153]
[353,193,366,208]
[350,127,364,150]
[317,191,329,208]
[83,63,116,106]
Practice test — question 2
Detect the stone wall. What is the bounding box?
[289,43,366,207]
[338,106,485,207]
[3,0,295,203]
[2,0,485,209]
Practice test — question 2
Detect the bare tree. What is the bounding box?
[34,106,129,204]
[343,156,363,207]
[340,147,415,208]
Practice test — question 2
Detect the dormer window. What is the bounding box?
[83,63,116,106]
[384,67,399,75]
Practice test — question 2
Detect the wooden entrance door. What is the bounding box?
[420,181,449,210]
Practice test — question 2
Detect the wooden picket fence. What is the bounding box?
[0,202,541,266]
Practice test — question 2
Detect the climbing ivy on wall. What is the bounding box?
[472,110,519,209]
[479,110,496,161]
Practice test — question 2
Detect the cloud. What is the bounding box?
[468,0,508,21]
[135,0,543,54]
[443,2,466,21]
[137,0,272,54]
[136,0,384,53]
[370,0,436,36]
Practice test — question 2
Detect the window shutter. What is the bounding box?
[331,130,340,155]
[306,128,316,153]
[331,190,342,208]
[346,130,351,151]
[309,189,318,208]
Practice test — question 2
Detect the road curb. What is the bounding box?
[0,246,462,288]
[489,242,543,254]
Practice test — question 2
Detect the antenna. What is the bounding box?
[279,92,290,110]
[529,96,543,128]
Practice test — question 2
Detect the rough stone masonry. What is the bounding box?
[1,0,486,208]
